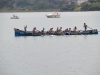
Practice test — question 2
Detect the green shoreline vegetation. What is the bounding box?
[0,0,100,12]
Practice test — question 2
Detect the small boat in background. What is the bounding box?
[46,12,60,18]
[11,15,19,19]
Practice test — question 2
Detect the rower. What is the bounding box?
[68,28,71,34]
[55,27,60,33]
[49,28,55,34]
[74,26,79,33]
[32,27,39,34]
[59,27,63,34]
[84,23,87,31]
[41,28,46,35]
[74,26,77,31]
[24,25,27,33]
[64,28,68,34]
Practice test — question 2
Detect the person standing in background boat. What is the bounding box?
[24,25,27,33]
[84,23,87,31]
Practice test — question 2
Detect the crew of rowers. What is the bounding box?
[24,23,88,34]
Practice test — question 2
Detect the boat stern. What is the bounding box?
[92,29,98,34]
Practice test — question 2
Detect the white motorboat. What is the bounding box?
[46,12,60,18]
[11,15,19,19]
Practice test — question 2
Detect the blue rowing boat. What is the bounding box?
[14,28,98,36]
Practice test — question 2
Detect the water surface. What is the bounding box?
[0,11,100,75]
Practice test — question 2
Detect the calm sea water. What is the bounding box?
[0,11,100,75]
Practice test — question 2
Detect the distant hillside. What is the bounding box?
[0,0,77,12]
[0,0,100,12]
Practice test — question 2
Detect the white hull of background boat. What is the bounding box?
[46,12,60,18]
[46,15,60,18]
[11,17,19,19]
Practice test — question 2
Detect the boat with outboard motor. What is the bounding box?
[11,15,19,19]
[14,28,98,36]
[46,12,60,18]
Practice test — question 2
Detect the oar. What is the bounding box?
[88,27,100,32]
[78,30,83,35]
[87,27,93,30]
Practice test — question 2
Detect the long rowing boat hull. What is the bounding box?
[14,28,98,36]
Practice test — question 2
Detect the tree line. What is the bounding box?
[0,0,100,11]
[81,0,100,11]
